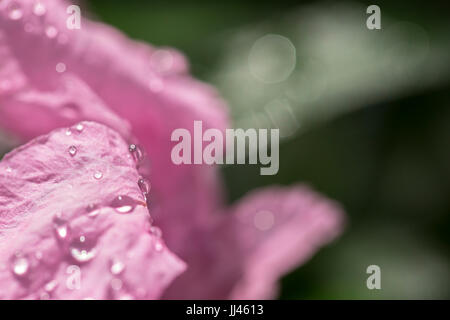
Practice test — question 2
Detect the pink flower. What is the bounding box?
[0,122,185,299]
[0,0,345,299]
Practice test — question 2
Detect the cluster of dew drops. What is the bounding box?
[4,123,163,299]
[1,0,68,91]
[2,1,175,101]
[2,1,165,298]
[0,1,169,95]
[0,1,60,98]
[4,1,66,44]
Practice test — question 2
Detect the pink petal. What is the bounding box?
[0,121,185,299]
[0,0,345,300]
[0,0,228,256]
[0,73,131,140]
[163,185,344,299]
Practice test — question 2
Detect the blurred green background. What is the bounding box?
[30,0,450,298]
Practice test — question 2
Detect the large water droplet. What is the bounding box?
[76,123,84,132]
[8,3,23,20]
[11,255,29,276]
[93,171,103,180]
[110,195,136,214]
[138,177,150,195]
[45,26,58,39]
[129,144,144,164]
[53,215,70,240]
[70,236,96,263]
[61,103,80,119]
[33,2,46,16]
[68,146,77,156]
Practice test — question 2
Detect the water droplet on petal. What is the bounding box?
[76,123,84,132]
[111,278,123,291]
[45,26,58,39]
[56,62,66,73]
[61,103,80,119]
[149,226,162,238]
[24,23,34,33]
[154,240,163,252]
[8,3,23,20]
[129,144,144,164]
[110,258,125,275]
[138,177,150,195]
[70,236,96,263]
[86,204,101,218]
[68,146,77,156]
[40,292,50,300]
[70,248,95,263]
[111,195,136,214]
[45,280,58,292]
[11,255,29,276]
[53,215,70,240]
[65,129,72,136]
[93,171,103,180]
[33,2,46,16]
